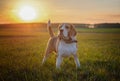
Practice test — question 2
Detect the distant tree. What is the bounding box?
[94,23,120,28]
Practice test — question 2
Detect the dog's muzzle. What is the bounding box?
[58,30,77,43]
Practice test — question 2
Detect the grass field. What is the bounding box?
[0,27,120,81]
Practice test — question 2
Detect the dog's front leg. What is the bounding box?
[56,55,62,69]
[73,54,80,68]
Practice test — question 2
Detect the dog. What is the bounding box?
[42,20,80,69]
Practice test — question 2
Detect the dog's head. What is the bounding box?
[58,23,77,39]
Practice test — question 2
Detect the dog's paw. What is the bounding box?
[48,20,51,27]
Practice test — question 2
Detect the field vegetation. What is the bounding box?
[0,26,120,81]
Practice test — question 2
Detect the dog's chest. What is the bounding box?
[58,41,77,56]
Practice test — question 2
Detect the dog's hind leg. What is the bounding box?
[42,47,52,64]
[42,40,53,64]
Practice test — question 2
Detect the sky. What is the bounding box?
[0,0,120,24]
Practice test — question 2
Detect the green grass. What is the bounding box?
[76,28,120,33]
[0,28,120,81]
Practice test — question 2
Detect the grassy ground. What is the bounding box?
[0,28,120,81]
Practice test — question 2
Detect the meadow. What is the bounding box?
[0,26,120,81]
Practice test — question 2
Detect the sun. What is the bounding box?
[18,5,37,21]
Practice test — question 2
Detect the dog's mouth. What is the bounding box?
[60,31,63,36]
[58,31,70,40]
[58,32,63,38]
[59,31,64,37]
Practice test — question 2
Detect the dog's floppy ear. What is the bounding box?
[69,24,77,37]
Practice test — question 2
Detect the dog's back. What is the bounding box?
[46,37,58,53]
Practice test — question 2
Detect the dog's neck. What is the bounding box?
[58,35,77,43]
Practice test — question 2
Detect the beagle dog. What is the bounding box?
[42,20,80,69]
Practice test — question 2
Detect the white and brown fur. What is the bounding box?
[42,20,80,69]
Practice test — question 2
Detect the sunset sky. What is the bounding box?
[0,0,120,24]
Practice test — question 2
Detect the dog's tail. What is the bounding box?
[47,20,54,37]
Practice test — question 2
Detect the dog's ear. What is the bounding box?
[69,24,77,37]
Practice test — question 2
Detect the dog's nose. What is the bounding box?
[60,29,63,32]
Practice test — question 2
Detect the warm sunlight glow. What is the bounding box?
[18,6,37,21]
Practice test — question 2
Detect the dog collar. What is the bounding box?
[63,39,78,43]
[58,35,77,43]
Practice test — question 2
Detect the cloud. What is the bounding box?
[108,14,120,18]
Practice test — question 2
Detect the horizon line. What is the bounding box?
[0,22,120,25]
